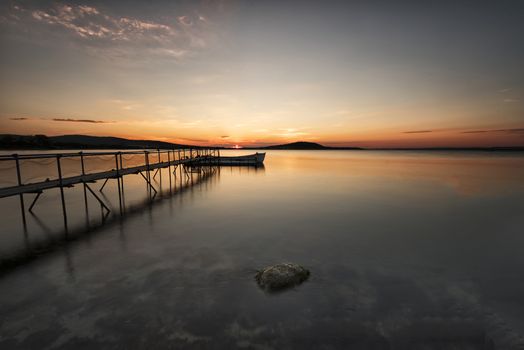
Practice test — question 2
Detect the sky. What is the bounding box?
[1,0,523,148]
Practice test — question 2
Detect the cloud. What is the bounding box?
[180,120,202,128]
[52,118,112,123]
[403,130,433,134]
[220,135,230,139]
[461,130,490,134]
[6,3,214,61]
[9,117,111,124]
[462,128,524,134]
[503,98,519,103]
[276,128,310,138]
[176,137,208,143]
[7,116,114,123]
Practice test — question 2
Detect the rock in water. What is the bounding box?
[255,263,310,291]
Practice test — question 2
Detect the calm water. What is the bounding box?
[1,150,524,349]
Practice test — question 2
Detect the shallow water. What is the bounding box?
[1,150,524,349]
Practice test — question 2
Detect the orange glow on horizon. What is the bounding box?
[1,117,523,149]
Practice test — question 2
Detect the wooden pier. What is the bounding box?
[0,148,219,231]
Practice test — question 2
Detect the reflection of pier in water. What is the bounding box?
[0,165,224,275]
[0,148,240,274]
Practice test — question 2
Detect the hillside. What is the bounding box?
[0,134,191,150]
[254,141,361,150]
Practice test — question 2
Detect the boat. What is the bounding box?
[190,152,265,166]
[215,152,265,166]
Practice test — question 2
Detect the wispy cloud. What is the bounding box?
[5,3,214,61]
[462,128,524,134]
[108,99,145,112]
[403,130,433,134]
[503,98,519,103]
[276,128,310,138]
[8,116,113,123]
[176,137,208,143]
[180,120,202,128]
[52,118,112,123]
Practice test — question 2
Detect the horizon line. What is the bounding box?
[1,133,524,151]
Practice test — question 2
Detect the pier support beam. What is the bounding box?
[84,183,111,220]
[139,171,157,197]
[28,191,42,212]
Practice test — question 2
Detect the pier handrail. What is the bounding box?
[0,148,217,161]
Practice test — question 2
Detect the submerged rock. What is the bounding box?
[255,263,310,291]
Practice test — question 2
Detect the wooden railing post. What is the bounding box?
[56,154,68,233]
[115,152,123,214]
[14,154,27,228]
[167,150,172,192]
[145,150,151,198]
[80,151,89,213]
[157,149,162,184]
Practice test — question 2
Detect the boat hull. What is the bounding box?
[190,152,265,166]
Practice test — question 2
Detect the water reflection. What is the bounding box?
[0,165,228,274]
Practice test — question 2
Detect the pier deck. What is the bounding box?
[0,158,220,198]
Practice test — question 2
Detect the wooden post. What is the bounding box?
[119,152,125,213]
[115,153,123,215]
[157,149,162,186]
[145,151,151,199]
[167,150,172,193]
[14,154,27,229]
[80,151,89,218]
[56,154,68,233]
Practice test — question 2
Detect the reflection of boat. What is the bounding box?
[192,152,265,166]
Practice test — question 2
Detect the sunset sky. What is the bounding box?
[1,0,523,147]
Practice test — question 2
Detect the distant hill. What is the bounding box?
[250,141,524,151]
[0,134,193,150]
[51,135,188,149]
[254,141,361,150]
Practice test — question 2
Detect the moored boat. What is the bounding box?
[217,152,265,165]
[190,152,265,166]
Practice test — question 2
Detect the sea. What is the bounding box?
[0,149,523,349]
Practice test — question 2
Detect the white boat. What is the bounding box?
[217,152,265,165]
[191,152,265,166]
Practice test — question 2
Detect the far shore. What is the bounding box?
[1,134,523,152]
